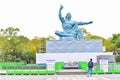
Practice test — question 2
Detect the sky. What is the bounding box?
[0,0,120,39]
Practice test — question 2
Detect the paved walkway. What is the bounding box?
[0,74,120,80]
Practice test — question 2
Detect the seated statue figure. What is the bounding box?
[55,5,93,40]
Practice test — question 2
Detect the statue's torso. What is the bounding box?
[62,20,74,33]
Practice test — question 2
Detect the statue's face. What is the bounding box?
[65,13,71,20]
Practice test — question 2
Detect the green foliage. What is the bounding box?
[0,27,56,63]
[82,28,112,51]
[111,33,120,55]
[111,33,120,48]
[0,27,19,36]
[1,27,120,62]
[103,38,112,51]
[82,28,103,39]
[115,56,120,62]
[0,27,30,62]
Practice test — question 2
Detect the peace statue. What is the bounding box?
[55,5,93,40]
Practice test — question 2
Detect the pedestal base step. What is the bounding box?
[56,69,87,75]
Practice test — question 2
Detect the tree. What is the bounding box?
[28,37,41,53]
[0,27,19,36]
[81,28,113,52]
[0,36,8,61]
[111,33,120,55]
[0,27,57,62]
[104,37,112,51]
[115,55,120,63]
[0,27,30,61]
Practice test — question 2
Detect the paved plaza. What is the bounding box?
[0,74,120,80]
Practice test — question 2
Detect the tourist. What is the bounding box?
[87,58,93,77]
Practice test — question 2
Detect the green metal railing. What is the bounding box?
[5,64,55,75]
[0,62,25,66]
[79,61,120,74]
[0,62,63,75]
[55,62,64,71]
[1,61,120,75]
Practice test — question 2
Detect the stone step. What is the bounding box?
[64,66,79,69]
[56,69,87,75]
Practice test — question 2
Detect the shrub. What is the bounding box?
[115,56,120,62]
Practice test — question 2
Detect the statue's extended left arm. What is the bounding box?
[78,21,93,25]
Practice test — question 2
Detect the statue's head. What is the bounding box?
[65,13,72,20]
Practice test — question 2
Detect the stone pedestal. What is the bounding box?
[46,39,103,53]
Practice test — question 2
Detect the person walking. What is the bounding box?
[87,59,93,77]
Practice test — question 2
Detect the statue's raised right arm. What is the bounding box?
[59,4,65,23]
